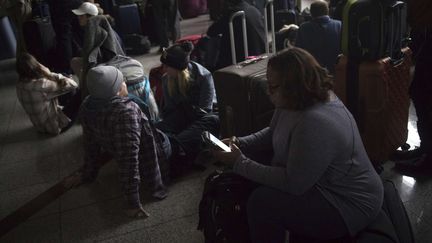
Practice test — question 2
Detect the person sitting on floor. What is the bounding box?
[98,55,160,122]
[64,66,171,218]
[213,47,384,242]
[15,53,80,135]
[69,1,124,98]
[156,41,220,165]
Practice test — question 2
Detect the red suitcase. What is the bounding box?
[149,65,165,107]
[334,48,413,164]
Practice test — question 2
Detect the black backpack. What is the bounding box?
[123,34,151,55]
[197,170,258,243]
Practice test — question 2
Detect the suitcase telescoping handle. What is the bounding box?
[229,10,248,64]
[264,0,276,55]
[388,1,405,65]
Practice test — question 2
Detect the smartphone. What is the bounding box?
[202,131,231,152]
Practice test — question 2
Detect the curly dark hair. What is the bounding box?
[267,47,333,110]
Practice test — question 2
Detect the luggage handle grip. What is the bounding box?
[229,11,248,65]
[388,1,405,65]
[264,0,276,54]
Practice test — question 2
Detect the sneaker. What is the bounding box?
[394,153,432,172]
[152,188,168,200]
[390,147,424,161]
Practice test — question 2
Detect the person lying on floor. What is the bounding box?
[156,41,220,165]
[15,53,81,135]
[64,66,171,218]
[213,47,384,242]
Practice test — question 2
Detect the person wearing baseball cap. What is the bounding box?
[70,1,124,99]
[72,2,99,26]
[64,65,171,218]
[156,41,219,165]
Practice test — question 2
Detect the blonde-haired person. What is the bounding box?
[157,41,219,165]
[213,48,383,242]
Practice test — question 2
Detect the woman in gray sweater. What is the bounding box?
[213,48,384,242]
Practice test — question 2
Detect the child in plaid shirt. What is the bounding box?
[65,66,171,218]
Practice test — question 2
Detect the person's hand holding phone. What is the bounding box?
[212,136,242,167]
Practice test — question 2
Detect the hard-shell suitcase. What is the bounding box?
[334,47,412,165]
[215,1,276,137]
[341,0,407,61]
[214,58,274,137]
[149,65,165,107]
[140,1,160,45]
[114,3,143,38]
[32,0,50,19]
[22,17,56,68]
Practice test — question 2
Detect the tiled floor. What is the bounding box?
[1,13,432,243]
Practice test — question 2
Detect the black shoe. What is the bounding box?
[394,154,432,172]
[390,147,424,161]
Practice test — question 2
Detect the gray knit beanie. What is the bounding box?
[87,66,124,99]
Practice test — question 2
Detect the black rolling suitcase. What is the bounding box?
[214,58,274,137]
[140,1,160,45]
[22,17,56,67]
[114,3,142,38]
[214,1,276,137]
[114,3,150,55]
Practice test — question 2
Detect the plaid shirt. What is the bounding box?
[16,73,78,135]
[80,96,169,208]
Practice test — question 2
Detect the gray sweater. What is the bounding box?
[234,97,384,235]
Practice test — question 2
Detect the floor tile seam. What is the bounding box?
[7,174,204,214]
[59,195,124,214]
[0,98,17,157]
[93,212,199,243]
[404,204,432,228]
[0,152,62,168]
[59,197,64,243]
[0,210,61,226]
[0,180,61,194]
[0,176,202,203]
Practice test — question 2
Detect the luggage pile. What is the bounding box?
[334,0,412,167]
